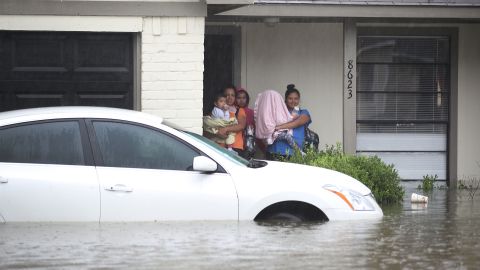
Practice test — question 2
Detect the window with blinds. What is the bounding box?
[356,36,449,181]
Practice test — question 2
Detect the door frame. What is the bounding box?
[205,25,242,88]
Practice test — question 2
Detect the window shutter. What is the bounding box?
[356,36,449,181]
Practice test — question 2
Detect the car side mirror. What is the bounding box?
[193,156,218,172]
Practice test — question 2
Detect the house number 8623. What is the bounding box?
[346,60,353,99]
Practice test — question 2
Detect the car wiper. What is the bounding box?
[247,159,268,168]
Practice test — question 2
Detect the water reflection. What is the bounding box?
[1,189,479,269]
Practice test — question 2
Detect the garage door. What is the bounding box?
[0,31,133,112]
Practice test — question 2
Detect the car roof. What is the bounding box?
[0,106,164,127]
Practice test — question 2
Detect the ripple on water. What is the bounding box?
[1,190,480,269]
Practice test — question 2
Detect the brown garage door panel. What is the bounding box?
[15,93,65,110]
[11,33,68,73]
[0,81,72,110]
[0,80,131,109]
[77,92,131,108]
[74,34,131,72]
[75,81,132,108]
[0,31,133,112]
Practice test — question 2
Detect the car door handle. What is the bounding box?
[104,184,133,193]
[0,177,8,184]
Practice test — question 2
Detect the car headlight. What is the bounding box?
[323,184,375,211]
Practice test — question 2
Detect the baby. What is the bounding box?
[203,92,237,150]
[291,106,300,119]
[211,94,230,122]
[273,105,303,153]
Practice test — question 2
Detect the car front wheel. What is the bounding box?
[263,212,306,222]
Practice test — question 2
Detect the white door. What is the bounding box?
[90,120,238,221]
[0,121,100,222]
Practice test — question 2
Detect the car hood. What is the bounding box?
[249,160,372,196]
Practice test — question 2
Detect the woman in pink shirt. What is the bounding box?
[235,87,256,159]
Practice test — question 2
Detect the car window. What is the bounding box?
[0,121,85,165]
[182,130,249,167]
[92,121,200,170]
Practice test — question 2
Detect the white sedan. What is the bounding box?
[0,107,382,223]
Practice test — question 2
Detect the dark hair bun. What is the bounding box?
[287,84,295,91]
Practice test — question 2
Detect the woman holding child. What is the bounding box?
[265,84,312,161]
[216,86,247,156]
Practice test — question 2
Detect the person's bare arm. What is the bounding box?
[275,114,310,130]
[217,113,246,136]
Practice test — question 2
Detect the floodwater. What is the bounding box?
[1,186,480,269]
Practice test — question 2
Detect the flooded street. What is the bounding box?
[1,186,480,269]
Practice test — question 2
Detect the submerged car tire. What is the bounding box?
[264,212,306,222]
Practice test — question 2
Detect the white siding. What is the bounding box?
[0,15,142,32]
[242,22,344,149]
[458,24,480,180]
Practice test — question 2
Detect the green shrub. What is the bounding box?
[288,143,404,204]
[457,162,480,199]
[418,174,437,193]
[458,176,480,199]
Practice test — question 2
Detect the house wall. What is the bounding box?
[141,17,205,134]
[0,15,205,134]
[240,21,480,182]
[0,15,142,32]
[242,23,344,148]
[458,24,480,179]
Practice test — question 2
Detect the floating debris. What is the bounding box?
[411,193,428,203]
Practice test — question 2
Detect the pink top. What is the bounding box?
[243,107,255,127]
[254,90,292,143]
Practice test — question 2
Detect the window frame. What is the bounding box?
[0,118,94,166]
[351,26,458,185]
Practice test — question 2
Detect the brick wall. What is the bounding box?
[141,17,205,134]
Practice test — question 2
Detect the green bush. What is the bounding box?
[418,174,437,193]
[288,143,404,204]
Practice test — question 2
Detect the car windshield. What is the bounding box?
[162,120,249,167]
